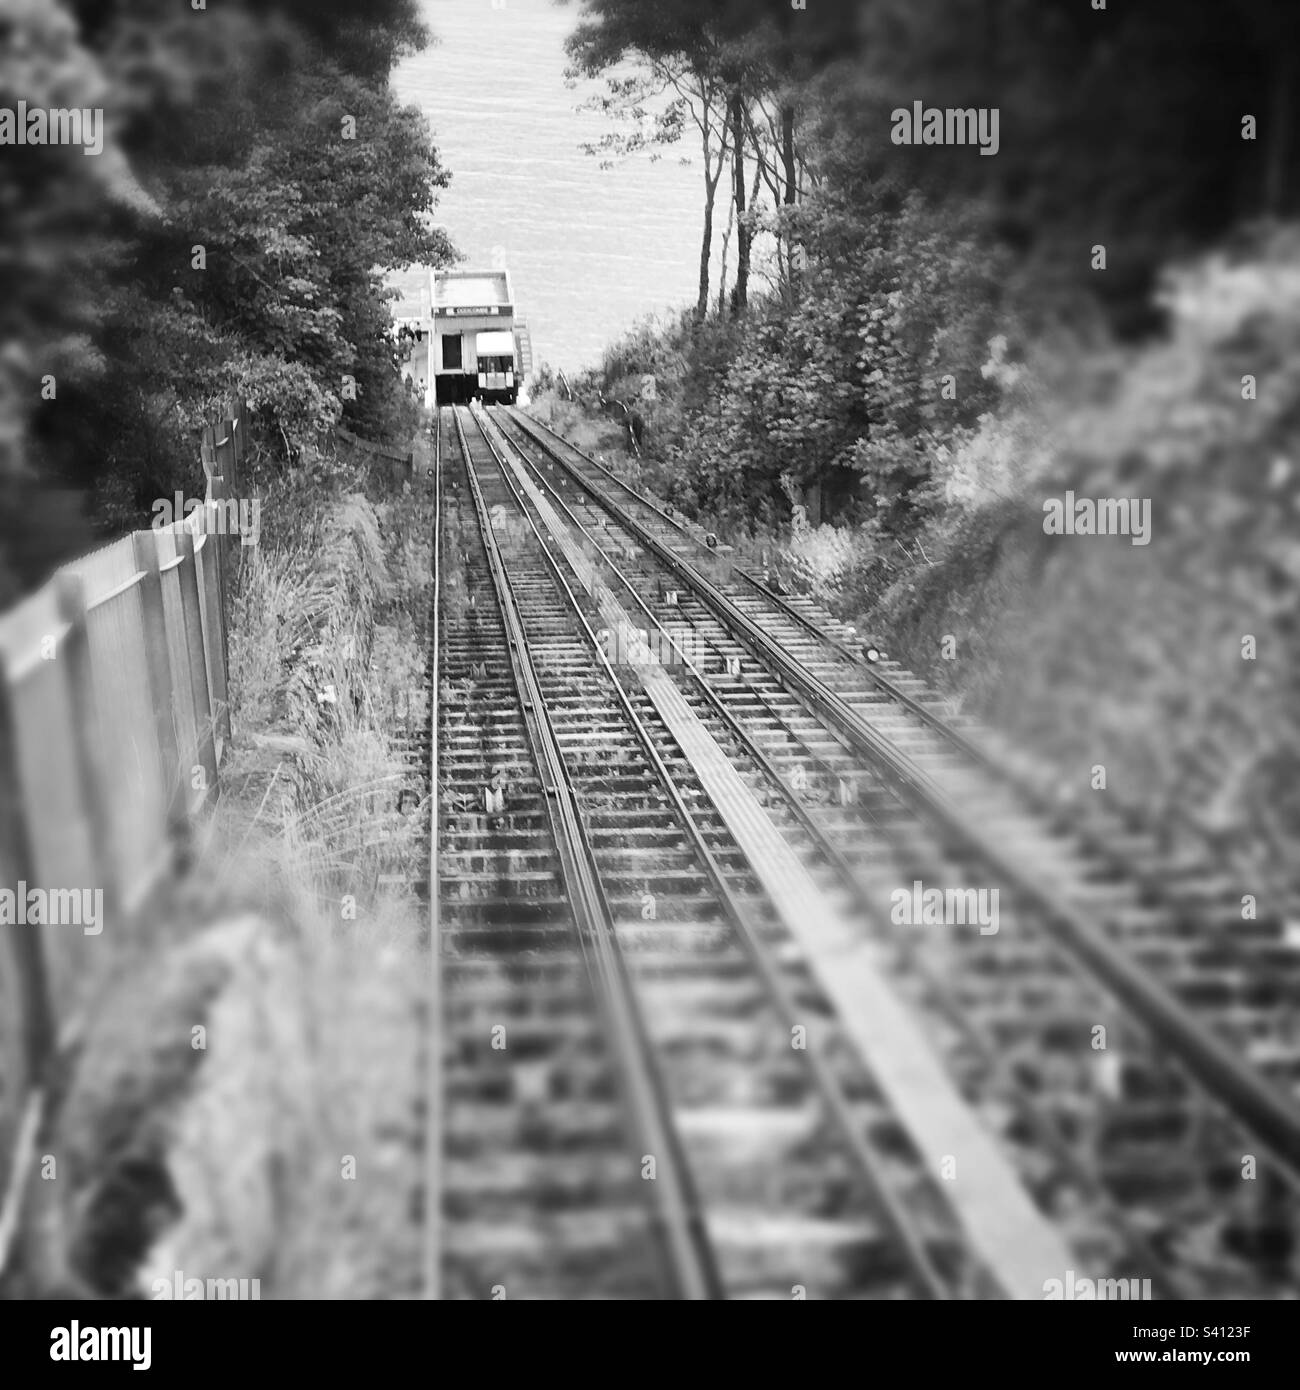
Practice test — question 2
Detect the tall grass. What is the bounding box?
[34,442,440,1297]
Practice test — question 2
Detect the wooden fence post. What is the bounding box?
[174,530,220,807]
[202,422,233,631]
[198,515,231,756]
[200,429,232,752]
[132,531,190,862]
[0,676,56,1093]
[228,398,246,493]
[201,425,225,586]
[54,573,122,920]
[215,413,239,565]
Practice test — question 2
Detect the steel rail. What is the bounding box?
[738,571,1263,929]
[471,406,958,1299]
[452,408,723,1301]
[734,547,1300,1183]
[506,409,1236,922]
[423,409,445,1300]
[485,410,1195,1299]
[496,408,1300,1182]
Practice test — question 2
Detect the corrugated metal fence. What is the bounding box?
[0,404,247,1191]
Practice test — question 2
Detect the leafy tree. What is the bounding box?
[1,0,456,592]
[566,0,736,320]
[813,0,1300,332]
[0,0,152,597]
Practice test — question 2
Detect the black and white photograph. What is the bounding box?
[0,0,1296,1355]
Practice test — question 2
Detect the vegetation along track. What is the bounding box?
[417,403,1300,1299]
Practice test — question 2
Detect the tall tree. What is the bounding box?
[2,0,456,592]
[568,56,731,322]
[811,0,1300,331]
[728,87,749,312]
[566,1,738,321]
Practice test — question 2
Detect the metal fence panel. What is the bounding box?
[0,424,234,1252]
[155,528,203,819]
[79,568,167,912]
[0,596,98,901]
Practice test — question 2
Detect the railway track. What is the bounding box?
[427,411,672,1298]
[418,403,1300,1300]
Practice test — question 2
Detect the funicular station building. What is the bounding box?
[394,267,530,408]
